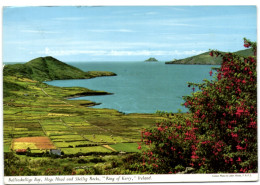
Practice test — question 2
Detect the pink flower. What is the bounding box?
[236,157,242,162]
[144,132,152,136]
[191,155,199,159]
[235,107,244,117]
[244,43,250,48]
[231,132,238,138]
[157,127,163,131]
[248,121,256,128]
[226,86,230,89]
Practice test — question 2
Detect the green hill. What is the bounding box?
[234,48,254,57]
[3,56,116,82]
[165,48,254,65]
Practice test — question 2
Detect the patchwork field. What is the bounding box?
[3,76,165,157]
[12,136,56,150]
[109,143,142,153]
[2,58,176,176]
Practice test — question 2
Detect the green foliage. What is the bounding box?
[138,114,194,174]
[85,71,116,78]
[156,110,173,117]
[3,78,26,97]
[89,157,105,163]
[140,38,257,173]
[4,152,40,176]
[184,38,257,173]
[77,158,88,164]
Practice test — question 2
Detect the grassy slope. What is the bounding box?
[3,56,176,175]
[2,77,180,175]
[3,58,164,154]
[3,56,116,82]
[234,48,254,57]
[3,76,164,153]
[166,48,254,65]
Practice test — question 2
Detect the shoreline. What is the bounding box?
[66,92,114,99]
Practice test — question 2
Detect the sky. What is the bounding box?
[2,6,257,62]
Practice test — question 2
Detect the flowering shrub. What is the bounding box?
[138,114,195,173]
[139,38,257,173]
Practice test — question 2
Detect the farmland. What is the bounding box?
[3,74,167,175]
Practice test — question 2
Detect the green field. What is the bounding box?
[3,75,164,150]
[3,70,168,175]
[109,143,142,153]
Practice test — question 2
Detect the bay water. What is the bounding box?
[46,62,219,114]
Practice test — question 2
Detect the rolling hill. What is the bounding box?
[3,56,116,82]
[165,48,254,65]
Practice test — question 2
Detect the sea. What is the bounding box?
[44,62,219,114]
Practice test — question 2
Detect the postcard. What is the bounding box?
[2,4,258,184]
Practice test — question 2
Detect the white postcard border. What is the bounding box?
[1,1,260,185]
[4,173,259,184]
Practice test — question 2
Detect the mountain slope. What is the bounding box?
[3,56,116,81]
[234,48,254,57]
[165,48,254,65]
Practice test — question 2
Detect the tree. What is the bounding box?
[139,38,257,173]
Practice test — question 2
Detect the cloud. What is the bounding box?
[20,29,60,34]
[167,7,188,11]
[146,12,158,15]
[153,20,199,27]
[132,11,159,16]
[40,47,206,57]
[53,17,87,21]
[6,38,174,50]
[104,50,206,56]
[86,29,135,33]
[129,19,199,27]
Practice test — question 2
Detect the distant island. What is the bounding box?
[165,48,254,65]
[145,57,158,62]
